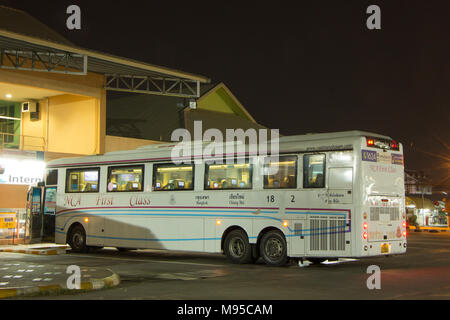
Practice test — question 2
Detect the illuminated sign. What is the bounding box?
[0,215,15,229]
[0,158,45,185]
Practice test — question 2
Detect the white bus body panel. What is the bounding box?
[52,131,406,259]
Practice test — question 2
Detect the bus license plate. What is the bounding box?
[381,243,390,254]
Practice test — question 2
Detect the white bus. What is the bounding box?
[44,130,407,266]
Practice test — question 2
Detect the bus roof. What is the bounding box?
[46,130,392,167]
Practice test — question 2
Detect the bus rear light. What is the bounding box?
[402,221,406,228]
[365,137,400,150]
[363,222,368,230]
[363,232,368,240]
[403,231,407,237]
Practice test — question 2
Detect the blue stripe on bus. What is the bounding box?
[56,209,279,218]
[56,208,351,239]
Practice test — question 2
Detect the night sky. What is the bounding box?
[1,0,449,191]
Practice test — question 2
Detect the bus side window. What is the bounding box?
[263,155,297,189]
[303,154,326,188]
[65,168,100,193]
[204,160,253,190]
[152,163,194,191]
[107,165,144,192]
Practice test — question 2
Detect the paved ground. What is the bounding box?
[2,231,450,300]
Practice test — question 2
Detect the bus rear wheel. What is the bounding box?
[260,230,288,266]
[69,225,88,253]
[224,229,253,264]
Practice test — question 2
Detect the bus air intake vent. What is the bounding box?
[310,217,346,251]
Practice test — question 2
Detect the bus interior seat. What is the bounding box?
[126,181,141,191]
[220,179,228,189]
[315,174,324,186]
[83,183,96,192]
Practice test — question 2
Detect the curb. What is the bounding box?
[0,246,69,255]
[0,269,120,299]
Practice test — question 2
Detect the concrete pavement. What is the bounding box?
[0,243,120,298]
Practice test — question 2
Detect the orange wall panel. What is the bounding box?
[0,184,28,209]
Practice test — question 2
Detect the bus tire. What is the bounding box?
[260,230,288,266]
[223,229,253,264]
[69,224,88,253]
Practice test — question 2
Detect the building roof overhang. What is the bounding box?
[0,29,210,98]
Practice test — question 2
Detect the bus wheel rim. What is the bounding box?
[73,233,83,248]
[265,238,283,259]
[229,237,245,257]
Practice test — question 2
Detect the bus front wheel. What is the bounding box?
[223,229,253,264]
[69,225,88,253]
[260,230,288,266]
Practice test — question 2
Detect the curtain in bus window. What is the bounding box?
[263,155,297,189]
[153,163,194,191]
[303,154,325,188]
[66,168,99,193]
[205,161,253,190]
[107,165,144,192]
[46,169,58,186]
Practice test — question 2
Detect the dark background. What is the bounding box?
[1,0,449,192]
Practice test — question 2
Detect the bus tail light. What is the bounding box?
[403,231,407,237]
[363,232,368,240]
[402,221,406,228]
[363,222,368,230]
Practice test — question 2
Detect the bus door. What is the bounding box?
[28,185,57,242]
[42,186,57,242]
[28,186,43,243]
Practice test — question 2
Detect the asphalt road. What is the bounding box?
[3,231,450,300]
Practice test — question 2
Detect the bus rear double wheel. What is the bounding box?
[259,230,289,266]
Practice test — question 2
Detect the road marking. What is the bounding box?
[70,254,225,267]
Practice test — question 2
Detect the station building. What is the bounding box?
[0,6,263,240]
